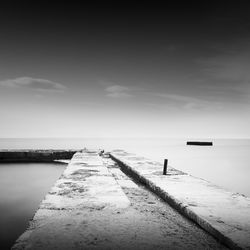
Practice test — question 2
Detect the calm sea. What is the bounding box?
[0,162,65,249]
[1,137,250,197]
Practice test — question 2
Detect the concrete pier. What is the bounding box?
[11,150,226,250]
[12,150,130,249]
[110,150,250,249]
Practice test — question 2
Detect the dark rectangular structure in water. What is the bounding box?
[186,141,213,146]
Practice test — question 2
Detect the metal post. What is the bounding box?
[163,159,168,175]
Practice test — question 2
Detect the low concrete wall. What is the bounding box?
[0,150,79,162]
[110,150,250,250]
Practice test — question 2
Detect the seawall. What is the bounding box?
[110,150,250,249]
[0,150,79,163]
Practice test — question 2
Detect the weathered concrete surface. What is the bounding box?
[103,157,227,249]
[110,150,250,249]
[12,150,130,249]
[12,150,226,250]
[0,150,78,162]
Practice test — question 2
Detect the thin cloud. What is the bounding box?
[155,93,222,110]
[0,77,66,92]
[105,85,132,98]
[156,93,200,103]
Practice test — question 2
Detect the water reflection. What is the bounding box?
[0,163,65,250]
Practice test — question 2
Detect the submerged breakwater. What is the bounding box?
[0,150,78,163]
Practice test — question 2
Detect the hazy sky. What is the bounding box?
[0,2,250,138]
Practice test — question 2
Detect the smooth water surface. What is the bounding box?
[0,163,65,250]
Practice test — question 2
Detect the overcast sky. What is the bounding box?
[0,2,250,138]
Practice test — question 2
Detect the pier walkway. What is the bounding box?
[12,150,225,250]
[110,150,250,249]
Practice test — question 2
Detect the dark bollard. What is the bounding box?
[163,159,168,175]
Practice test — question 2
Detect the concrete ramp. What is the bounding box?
[110,150,250,250]
[12,150,130,250]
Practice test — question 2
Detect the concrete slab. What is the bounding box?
[12,150,130,250]
[103,157,139,189]
[110,150,250,249]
